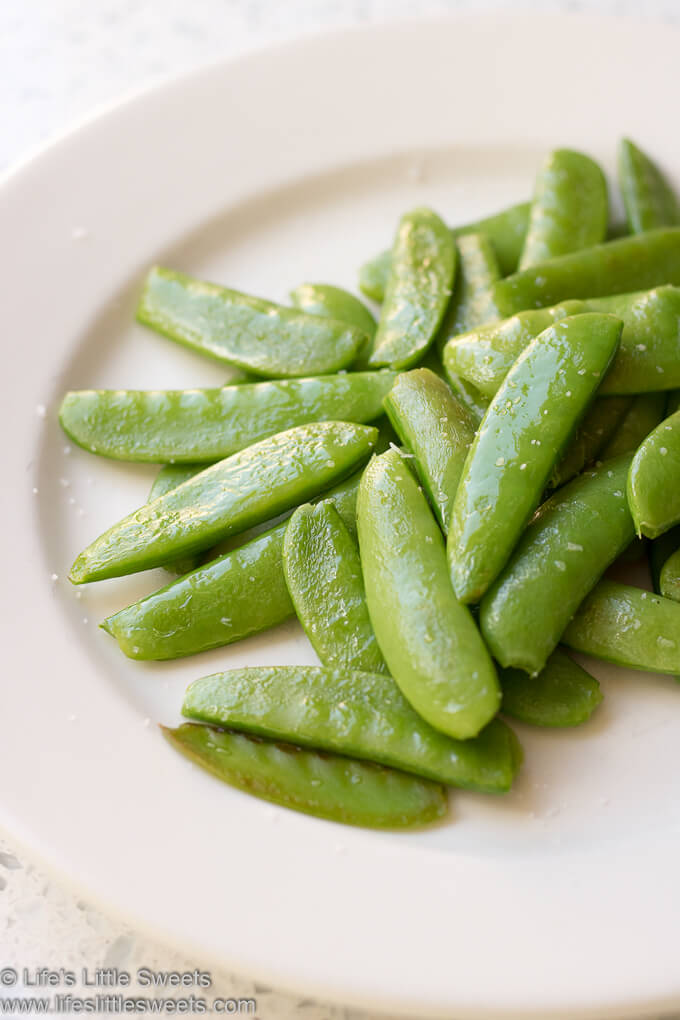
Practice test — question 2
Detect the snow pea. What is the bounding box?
[618,138,680,234]
[183,667,521,793]
[562,580,680,675]
[149,464,206,577]
[102,469,363,660]
[500,649,602,727]
[138,267,367,378]
[600,393,667,459]
[628,409,680,538]
[479,455,634,674]
[435,233,501,352]
[59,372,395,464]
[282,502,387,673]
[357,449,500,740]
[289,282,376,367]
[70,421,377,584]
[660,547,680,602]
[649,526,680,594]
[358,200,531,302]
[383,368,476,532]
[448,313,623,604]
[368,208,456,370]
[548,396,633,490]
[519,149,608,269]
[491,228,680,317]
[162,724,446,829]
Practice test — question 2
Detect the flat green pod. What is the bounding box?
[501,649,602,727]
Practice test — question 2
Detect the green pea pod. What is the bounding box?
[435,233,501,352]
[357,449,500,740]
[59,372,395,464]
[519,149,608,270]
[282,502,387,673]
[442,370,489,427]
[162,724,446,829]
[562,580,680,675]
[102,469,363,660]
[183,667,521,793]
[368,208,456,369]
[548,396,633,490]
[491,228,680,317]
[358,200,531,302]
[71,421,377,584]
[138,267,367,378]
[448,313,623,604]
[500,649,602,727]
[660,547,680,602]
[149,464,206,577]
[618,138,680,234]
[479,455,635,674]
[383,368,475,532]
[649,526,680,594]
[600,393,667,459]
[289,282,376,368]
[628,410,680,538]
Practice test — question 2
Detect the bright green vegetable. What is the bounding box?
[183,667,521,793]
[59,373,395,463]
[442,370,489,427]
[282,502,387,673]
[649,526,680,594]
[383,368,476,532]
[71,421,377,583]
[162,724,447,829]
[660,547,680,602]
[619,138,680,234]
[435,233,501,352]
[628,410,680,538]
[149,464,206,576]
[138,266,367,378]
[600,393,667,459]
[500,649,602,727]
[289,282,377,367]
[448,313,622,604]
[479,455,634,674]
[548,396,633,490]
[357,449,500,740]
[519,149,608,269]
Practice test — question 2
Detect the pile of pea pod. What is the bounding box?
[60,138,680,830]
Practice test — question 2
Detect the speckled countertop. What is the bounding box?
[1,3,679,1018]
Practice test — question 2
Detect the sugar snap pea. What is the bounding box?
[448,313,622,604]
[619,138,680,234]
[149,464,206,576]
[71,421,377,584]
[435,233,501,352]
[500,649,602,727]
[383,368,475,532]
[282,502,387,673]
[479,455,634,674]
[138,267,367,378]
[289,282,376,367]
[562,580,680,675]
[628,409,680,538]
[548,396,633,490]
[491,228,680,317]
[358,200,531,302]
[368,208,456,369]
[519,149,608,269]
[649,526,680,594]
[600,393,667,459]
[659,547,680,602]
[59,372,395,464]
[442,370,489,427]
[183,667,521,793]
[162,724,446,829]
[357,449,500,739]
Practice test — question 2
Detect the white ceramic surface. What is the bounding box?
[2,14,680,1018]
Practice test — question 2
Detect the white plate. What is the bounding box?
[3,13,680,1018]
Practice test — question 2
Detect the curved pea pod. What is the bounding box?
[491,228,680,317]
[357,449,499,740]
[600,393,667,459]
[70,421,377,584]
[368,208,456,370]
[162,724,446,829]
[548,396,633,490]
[442,370,489,427]
[137,267,367,378]
[183,667,521,793]
[649,526,680,594]
[58,372,395,464]
[149,464,206,577]
[383,369,475,532]
[628,410,680,538]
[289,282,376,367]
[618,138,680,234]
[434,233,501,352]
[519,149,608,270]
[282,503,387,673]
[479,455,634,674]
[358,200,531,302]
[102,469,363,660]
[448,313,623,605]
[660,547,680,602]
[562,580,680,675]
[500,649,602,727]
